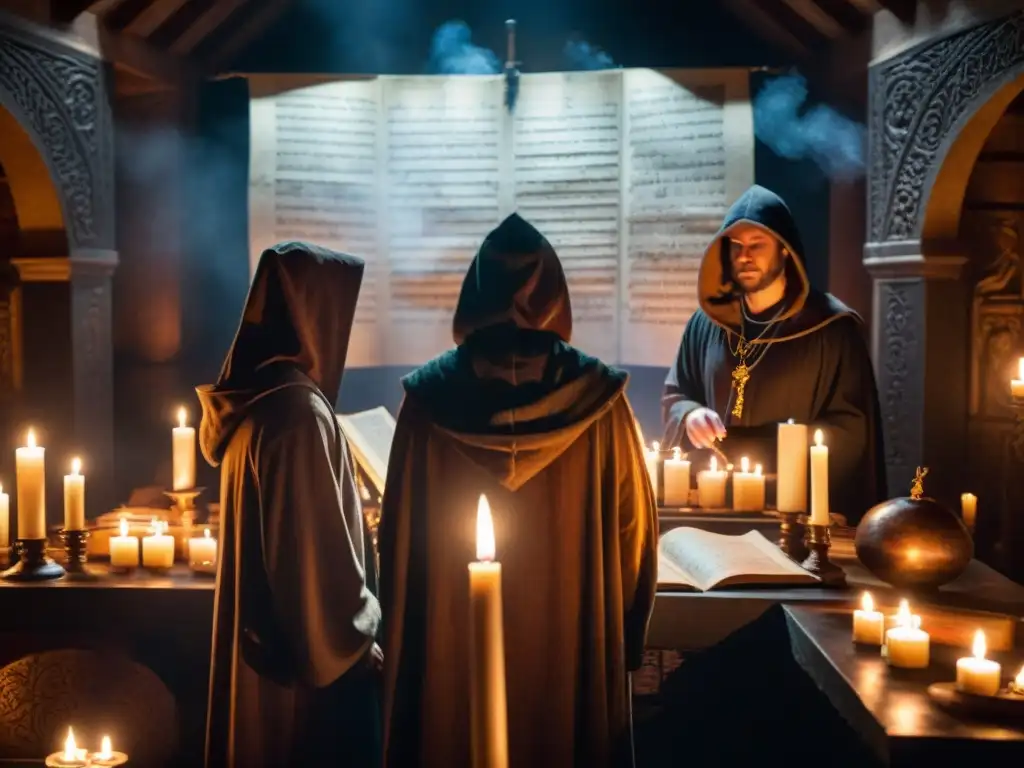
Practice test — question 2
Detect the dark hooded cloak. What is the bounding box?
[661,185,886,522]
[197,242,381,768]
[379,213,658,768]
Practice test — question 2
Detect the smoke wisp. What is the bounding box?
[753,74,865,180]
[563,39,617,70]
[427,20,501,75]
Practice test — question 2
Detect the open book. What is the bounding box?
[658,528,820,591]
[337,407,396,495]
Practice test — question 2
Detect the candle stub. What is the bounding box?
[662,448,690,507]
[956,630,1001,697]
[852,591,884,646]
[697,456,728,509]
[884,599,930,669]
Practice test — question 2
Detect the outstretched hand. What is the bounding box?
[684,407,726,449]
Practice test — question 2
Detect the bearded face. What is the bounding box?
[727,223,787,294]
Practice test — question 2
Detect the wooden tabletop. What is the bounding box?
[0,562,213,590]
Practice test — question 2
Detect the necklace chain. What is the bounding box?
[727,299,786,419]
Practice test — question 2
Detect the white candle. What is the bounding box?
[644,442,660,502]
[109,518,139,570]
[46,726,88,768]
[90,734,128,767]
[956,629,1002,696]
[697,456,729,508]
[885,599,930,669]
[809,429,829,526]
[662,448,691,507]
[776,419,808,512]
[731,457,765,511]
[852,591,885,645]
[172,406,196,491]
[0,483,8,550]
[189,527,218,573]
[15,429,46,540]
[142,519,175,569]
[63,458,85,531]
[1012,357,1024,400]
[468,495,509,768]
[961,492,977,532]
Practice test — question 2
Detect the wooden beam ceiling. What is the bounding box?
[723,0,879,57]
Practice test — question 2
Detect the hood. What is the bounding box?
[698,184,851,342]
[452,212,572,345]
[196,242,364,466]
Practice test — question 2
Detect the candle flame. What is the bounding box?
[787,418,795,424]
[26,429,36,449]
[972,629,987,660]
[754,463,763,476]
[151,517,158,533]
[896,599,911,627]
[177,406,188,428]
[63,727,77,761]
[651,441,660,452]
[119,518,129,537]
[672,446,682,461]
[861,591,874,613]
[814,429,824,447]
[97,735,113,759]
[740,456,749,473]
[70,457,81,475]
[1018,357,1024,381]
[911,615,922,631]
[1015,665,1024,687]
[0,482,3,494]
[709,456,718,472]
[476,495,495,562]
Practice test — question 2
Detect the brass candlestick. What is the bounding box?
[164,487,204,531]
[60,529,101,581]
[777,511,809,562]
[1,538,64,581]
[801,524,847,587]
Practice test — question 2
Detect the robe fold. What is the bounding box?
[661,185,886,522]
[380,213,659,768]
[197,242,381,768]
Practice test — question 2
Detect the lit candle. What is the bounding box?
[852,591,885,645]
[644,442,660,502]
[731,457,765,511]
[662,448,691,507]
[0,482,8,550]
[809,429,829,526]
[468,495,509,768]
[90,735,128,767]
[189,528,218,574]
[776,419,808,513]
[956,629,1002,696]
[63,458,85,531]
[15,428,46,540]
[697,456,728,508]
[109,518,139,571]
[1012,665,1024,695]
[1012,357,1024,400]
[172,406,196,491]
[44,726,88,768]
[142,519,175,570]
[885,599,930,669]
[961,492,977,532]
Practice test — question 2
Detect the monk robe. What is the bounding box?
[662,185,886,522]
[197,242,381,768]
[380,213,659,768]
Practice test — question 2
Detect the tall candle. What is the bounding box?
[63,458,85,531]
[1011,357,1024,399]
[809,429,829,526]
[731,457,765,511]
[662,448,691,507]
[108,518,139,570]
[885,599,930,669]
[956,629,1001,696]
[172,406,196,491]
[468,495,509,768]
[142,519,175,569]
[776,419,808,512]
[961,492,977,532]
[644,442,660,502]
[697,456,728,508]
[852,591,884,645]
[189,528,218,574]
[15,429,46,540]
[0,483,8,550]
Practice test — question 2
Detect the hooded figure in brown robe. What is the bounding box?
[197,242,382,768]
[379,213,659,768]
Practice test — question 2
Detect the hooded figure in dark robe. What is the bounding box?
[662,185,886,522]
[197,242,382,768]
[379,213,658,768]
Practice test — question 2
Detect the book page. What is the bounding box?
[619,69,754,367]
[337,406,397,494]
[659,528,816,591]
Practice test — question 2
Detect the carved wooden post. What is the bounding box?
[0,258,20,401]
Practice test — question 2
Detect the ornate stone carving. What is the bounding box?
[0,23,115,249]
[868,11,1024,242]
[974,219,1021,298]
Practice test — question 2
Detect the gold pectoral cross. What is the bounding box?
[731,361,750,419]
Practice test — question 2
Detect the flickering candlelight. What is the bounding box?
[63,458,85,531]
[852,591,885,646]
[697,455,728,508]
[90,734,128,767]
[189,527,218,574]
[109,518,139,571]
[1011,357,1024,400]
[885,599,930,669]
[1011,665,1024,695]
[16,428,46,540]
[731,456,765,511]
[142,519,174,570]
[44,727,88,767]
[662,447,690,506]
[956,630,1001,696]
[0,482,8,550]
[172,406,196,491]
[961,492,978,532]
[468,495,509,768]
[809,429,829,526]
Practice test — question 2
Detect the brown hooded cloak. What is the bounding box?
[661,185,886,523]
[379,213,659,768]
[197,242,381,768]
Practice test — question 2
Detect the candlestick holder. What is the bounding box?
[164,487,204,531]
[777,511,809,562]
[60,529,101,581]
[1,538,65,581]
[801,524,847,587]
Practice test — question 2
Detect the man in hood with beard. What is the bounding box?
[662,185,886,523]
[197,242,382,767]
[379,213,658,768]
